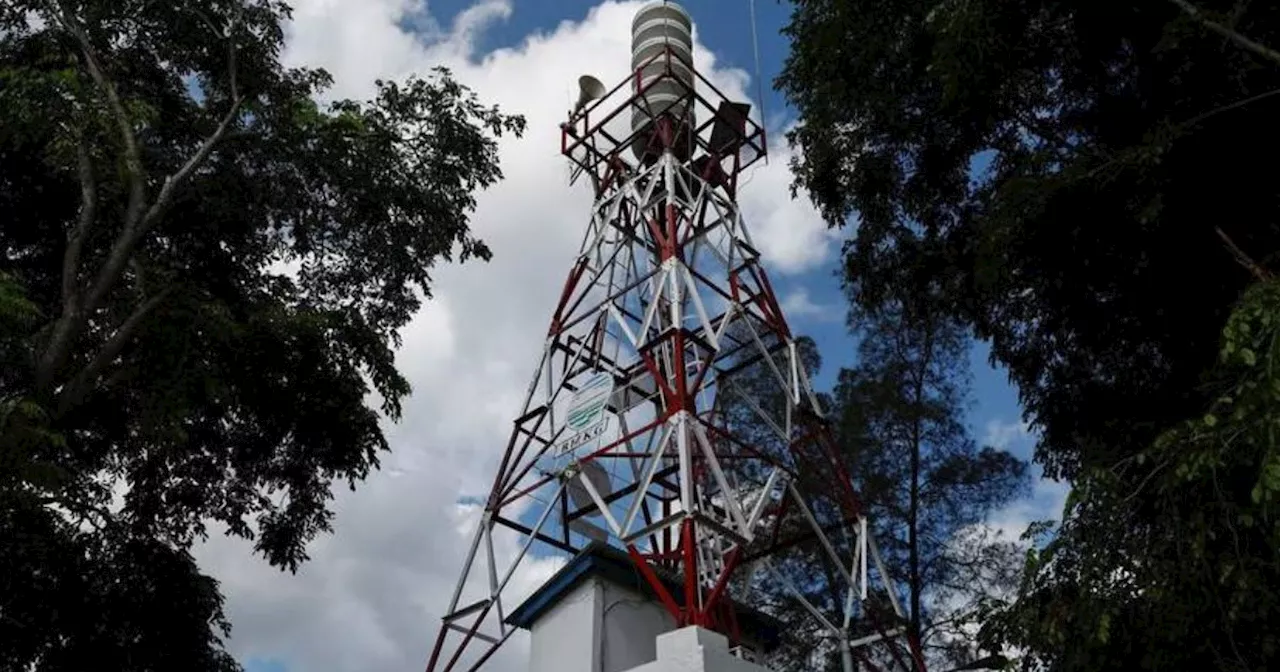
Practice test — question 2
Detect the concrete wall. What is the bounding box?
[601,579,679,672]
[527,576,678,672]
[524,569,776,672]
[528,578,603,672]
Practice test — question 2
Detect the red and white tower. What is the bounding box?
[424,3,926,671]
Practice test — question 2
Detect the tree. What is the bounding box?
[777,0,1280,669]
[0,1,524,668]
[979,275,1280,672]
[719,304,1027,671]
[834,294,1027,669]
[778,0,1280,481]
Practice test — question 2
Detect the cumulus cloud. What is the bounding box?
[974,417,1068,544]
[983,418,1031,452]
[193,2,838,671]
[779,287,840,322]
[987,477,1069,541]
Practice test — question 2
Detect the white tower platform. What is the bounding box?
[627,627,771,672]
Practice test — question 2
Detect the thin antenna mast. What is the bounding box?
[748,0,768,164]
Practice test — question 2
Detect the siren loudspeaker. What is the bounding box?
[573,74,607,114]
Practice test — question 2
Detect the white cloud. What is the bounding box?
[735,147,841,273]
[194,2,838,672]
[780,286,839,322]
[969,418,1069,544]
[983,417,1031,451]
[986,476,1069,543]
[930,422,1069,665]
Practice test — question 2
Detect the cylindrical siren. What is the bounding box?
[630,1,695,162]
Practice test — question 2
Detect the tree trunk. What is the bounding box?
[906,319,933,641]
[908,414,922,638]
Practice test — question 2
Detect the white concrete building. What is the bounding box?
[505,543,781,672]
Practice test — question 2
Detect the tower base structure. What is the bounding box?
[507,543,777,672]
[628,627,769,672]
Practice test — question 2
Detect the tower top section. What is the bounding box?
[560,4,765,198]
[630,2,693,160]
[632,0,690,30]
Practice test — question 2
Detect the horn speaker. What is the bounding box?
[573,74,607,114]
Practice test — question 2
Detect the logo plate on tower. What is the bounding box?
[557,372,614,456]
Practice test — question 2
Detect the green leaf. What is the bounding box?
[0,1,524,668]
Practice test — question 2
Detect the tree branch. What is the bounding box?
[37,0,147,393]
[1215,226,1272,281]
[48,0,147,228]
[1169,0,1280,68]
[920,610,978,639]
[36,1,243,398]
[1119,456,1173,505]
[62,131,96,311]
[137,97,242,231]
[1181,86,1280,130]
[56,285,176,415]
[1014,110,1078,157]
[84,5,244,316]
[130,258,148,298]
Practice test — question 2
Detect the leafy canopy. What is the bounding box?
[779,0,1280,669]
[981,278,1280,671]
[779,0,1280,481]
[0,0,523,668]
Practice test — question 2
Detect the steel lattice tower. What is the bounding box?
[425,4,927,671]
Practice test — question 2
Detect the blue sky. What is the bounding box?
[245,659,288,672]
